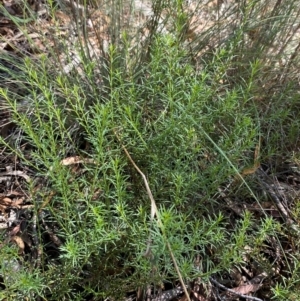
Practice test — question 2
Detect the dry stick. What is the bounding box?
[115,132,191,301]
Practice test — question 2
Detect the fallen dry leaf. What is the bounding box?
[11,236,25,254]
[231,283,262,294]
[0,197,24,208]
[0,197,13,206]
[9,224,21,236]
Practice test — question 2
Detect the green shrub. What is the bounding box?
[1,0,300,300]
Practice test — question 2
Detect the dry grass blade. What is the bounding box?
[114,129,191,301]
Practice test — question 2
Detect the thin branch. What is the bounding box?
[114,129,191,301]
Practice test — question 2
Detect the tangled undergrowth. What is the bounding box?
[0,0,300,300]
